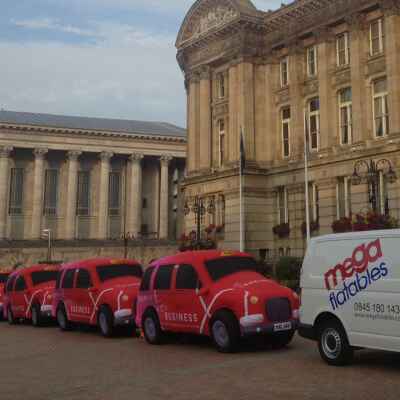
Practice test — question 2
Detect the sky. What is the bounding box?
[0,0,284,127]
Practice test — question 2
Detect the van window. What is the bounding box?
[154,265,174,290]
[0,273,9,284]
[62,269,75,289]
[6,276,16,292]
[31,271,58,286]
[96,264,143,283]
[204,257,259,282]
[140,266,154,291]
[76,269,92,289]
[14,276,27,291]
[176,264,201,290]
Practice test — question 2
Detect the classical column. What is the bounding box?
[199,68,211,170]
[31,148,48,239]
[0,146,14,240]
[97,151,113,239]
[64,151,82,240]
[187,74,200,173]
[159,155,172,239]
[228,63,239,161]
[127,153,144,237]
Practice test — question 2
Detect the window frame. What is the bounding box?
[14,275,27,292]
[307,46,318,77]
[218,73,225,99]
[77,170,91,216]
[370,18,384,57]
[309,183,319,222]
[277,187,288,225]
[218,119,225,167]
[61,269,76,289]
[153,264,174,291]
[338,87,353,145]
[308,97,320,151]
[43,168,59,217]
[336,32,350,67]
[280,57,289,88]
[336,177,352,219]
[9,167,24,215]
[373,78,389,138]
[140,266,155,292]
[175,264,202,290]
[108,171,121,217]
[76,268,93,289]
[281,107,291,158]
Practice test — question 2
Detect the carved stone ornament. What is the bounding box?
[160,155,173,166]
[129,153,144,163]
[33,148,48,159]
[99,151,114,162]
[183,5,239,42]
[381,0,400,16]
[0,146,14,158]
[67,150,82,161]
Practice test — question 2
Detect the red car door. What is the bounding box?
[13,275,29,318]
[73,268,94,323]
[61,268,77,320]
[174,264,204,333]
[153,264,175,330]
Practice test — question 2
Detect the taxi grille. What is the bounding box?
[265,298,291,322]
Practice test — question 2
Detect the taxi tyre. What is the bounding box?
[98,305,115,338]
[7,306,16,325]
[57,303,73,331]
[210,310,240,353]
[142,309,164,345]
[269,330,295,349]
[31,303,43,327]
[317,319,354,366]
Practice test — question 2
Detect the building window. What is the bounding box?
[307,46,318,77]
[281,107,291,158]
[218,119,225,167]
[339,88,352,145]
[336,32,350,66]
[370,18,384,56]
[378,171,389,215]
[218,73,225,99]
[108,172,121,216]
[308,97,320,151]
[277,187,288,224]
[77,171,90,216]
[373,78,389,137]
[9,168,24,215]
[280,57,289,87]
[309,183,319,222]
[336,177,351,218]
[43,169,58,216]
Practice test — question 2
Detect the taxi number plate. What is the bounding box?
[274,322,292,332]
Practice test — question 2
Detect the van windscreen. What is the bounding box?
[31,271,58,286]
[204,257,259,282]
[0,273,9,284]
[96,264,143,282]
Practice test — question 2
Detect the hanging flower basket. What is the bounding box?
[332,212,398,233]
[272,223,290,239]
[301,221,319,237]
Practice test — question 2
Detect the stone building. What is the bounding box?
[0,110,186,265]
[176,0,400,259]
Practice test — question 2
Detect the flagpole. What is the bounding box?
[304,109,311,245]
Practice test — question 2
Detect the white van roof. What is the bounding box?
[310,229,400,244]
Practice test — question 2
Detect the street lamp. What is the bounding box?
[351,159,397,213]
[184,196,215,247]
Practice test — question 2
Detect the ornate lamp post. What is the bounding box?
[184,196,215,247]
[351,159,397,214]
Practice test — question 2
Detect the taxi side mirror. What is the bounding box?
[197,287,209,297]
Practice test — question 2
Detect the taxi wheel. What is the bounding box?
[210,310,240,353]
[98,306,115,338]
[142,309,164,345]
[317,319,353,366]
[31,303,42,327]
[57,304,72,331]
[269,330,295,349]
[7,306,16,325]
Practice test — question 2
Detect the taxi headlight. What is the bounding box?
[250,296,259,305]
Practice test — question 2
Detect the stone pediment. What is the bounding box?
[176,0,259,48]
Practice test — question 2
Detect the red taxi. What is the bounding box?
[0,268,12,321]
[136,250,300,352]
[52,258,143,337]
[3,264,59,326]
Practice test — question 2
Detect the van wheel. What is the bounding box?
[98,306,115,338]
[210,310,240,353]
[269,330,295,349]
[142,309,164,345]
[7,306,16,325]
[31,303,42,327]
[57,304,72,331]
[318,320,353,366]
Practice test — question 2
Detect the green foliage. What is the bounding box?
[275,256,302,290]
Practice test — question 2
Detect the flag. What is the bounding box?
[240,129,246,175]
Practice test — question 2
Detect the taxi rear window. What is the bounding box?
[31,271,58,286]
[204,257,259,282]
[96,264,143,282]
[0,273,9,284]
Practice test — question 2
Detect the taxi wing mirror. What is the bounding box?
[196,287,209,297]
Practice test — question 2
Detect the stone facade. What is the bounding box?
[176,0,400,259]
[0,111,186,265]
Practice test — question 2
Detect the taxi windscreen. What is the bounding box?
[96,264,143,282]
[204,257,259,281]
[31,270,58,286]
[0,273,9,284]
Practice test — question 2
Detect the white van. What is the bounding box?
[299,230,400,365]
